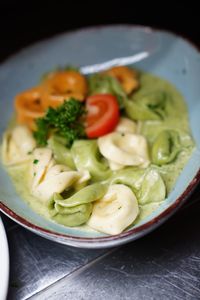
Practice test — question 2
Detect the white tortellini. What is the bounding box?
[1,125,36,166]
[30,148,90,202]
[31,148,54,189]
[87,184,139,235]
[115,117,137,134]
[98,132,150,170]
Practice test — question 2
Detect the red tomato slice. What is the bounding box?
[86,94,120,138]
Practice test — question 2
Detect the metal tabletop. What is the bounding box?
[1,183,200,300]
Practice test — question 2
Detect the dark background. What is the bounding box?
[0,0,199,62]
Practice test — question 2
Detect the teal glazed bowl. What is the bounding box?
[0,25,200,248]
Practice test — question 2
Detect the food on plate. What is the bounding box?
[1,66,194,235]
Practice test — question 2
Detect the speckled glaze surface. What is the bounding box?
[0,25,200,248]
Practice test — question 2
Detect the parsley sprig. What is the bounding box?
[34,99,86,147]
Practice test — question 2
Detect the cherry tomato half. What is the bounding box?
[86,94,120,138]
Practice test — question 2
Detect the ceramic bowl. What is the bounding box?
[0,25,200,248]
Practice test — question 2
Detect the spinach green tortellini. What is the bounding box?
[71,140,112,181]
[151,130,181,165]
[48,135,75,169]
[110,168,166,205]
[138,169,166,205]
[125,91,171,121]
[88,74,126,108]
[48,183,108,226]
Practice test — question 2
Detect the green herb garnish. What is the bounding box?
[33,159,39,164]
[34,99,86,147]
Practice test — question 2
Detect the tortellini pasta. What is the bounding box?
[87,184,139,235]
[71,140,111,180]
[88,73,126,108]
[151,130,181,165]
[30,148,90,202]
[137,169,166,205]
[98,132,149,170]
[49,183,107,226]
[110,168,166,205]
[48,135,75,169]
[115,117,137,134]
[124,91,171,121]
[1,125,36,166]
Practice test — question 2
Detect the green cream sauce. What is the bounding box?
[4,72,195,230]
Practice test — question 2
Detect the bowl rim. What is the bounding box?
[0,24,200,246]
[1,23,199,65]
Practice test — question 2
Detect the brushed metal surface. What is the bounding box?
[2,219,108,300]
